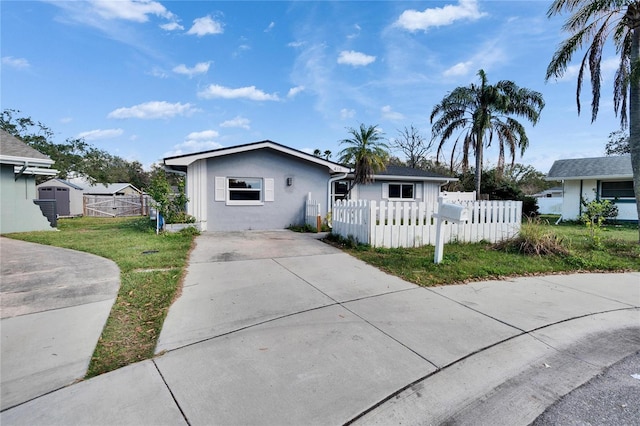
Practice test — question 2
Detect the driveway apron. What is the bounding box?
[0,237,120,411]
[153,231,638,425]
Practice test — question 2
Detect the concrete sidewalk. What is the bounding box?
[0,237,120,411]
[1,231,639,425]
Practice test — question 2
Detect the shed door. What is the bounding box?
[39,187,70,216]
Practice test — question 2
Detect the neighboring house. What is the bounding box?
[0,129,58,233]
[343,165,457,207]
[36,178,84,216]
[532,186,563,215]
[164,140,456,232]
[546,156,636,221]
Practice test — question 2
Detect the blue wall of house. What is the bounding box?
[206,149,331,231]
[0,165,54,233]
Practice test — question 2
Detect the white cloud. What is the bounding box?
[220,116,250,129]
[77,128,124,140]
[337,50,376,67]
[443,61,473,77]
[288,41,305,48]
[265,22,275,32]
[165,131,223,157]
[91,0,175,22]
[60,117,73,124]
[395,0,487,32]
[381,105,405,121]
[2,56,30,69]
[107,101,200,119]
[287,86,305,98]
[148,67,168,78]
[198,84,280,101]
[172,61,211,77]
[160,21,184,31]
[187,15,224,36]
[340,108,356,120]
[186,129,219,140]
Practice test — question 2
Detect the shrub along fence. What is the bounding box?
[331,199,522,248]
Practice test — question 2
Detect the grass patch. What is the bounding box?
[335,222,639,286]
[6,216,196,377]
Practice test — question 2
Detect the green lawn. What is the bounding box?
[5,216,196,377]
[334,220,640,286]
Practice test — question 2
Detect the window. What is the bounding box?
[601,181,634,199]
[388,183,414,199]
[228,178,262,204]
[332,180,349,204]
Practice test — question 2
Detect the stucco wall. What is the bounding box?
[1,165,54,233]
[206,149,331,231]
[561,179,637,221]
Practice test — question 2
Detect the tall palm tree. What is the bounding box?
[338,124,389,193]
[430,70,545,199]
[546,0,640,239]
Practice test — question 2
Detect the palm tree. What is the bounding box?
[430,69,545,199]
[546,0,640,239]
[338,124,389,193]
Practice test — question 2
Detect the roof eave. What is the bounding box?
[164,141,350,173]
[1,155,55,168]
[546,174,633,181]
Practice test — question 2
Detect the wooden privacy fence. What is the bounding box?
[332,199,522,248]
[83,194,152,217]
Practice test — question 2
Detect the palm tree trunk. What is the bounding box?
[630,28,640,242]
[474,134,483,200]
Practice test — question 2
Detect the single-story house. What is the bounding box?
[163,140,456,232]
[37,177,143,216]
[546,156,637,221]
[0,129,58,233]
[532,186,563,215]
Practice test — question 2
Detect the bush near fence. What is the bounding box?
[331,199,522,248]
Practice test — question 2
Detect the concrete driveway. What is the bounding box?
[0,237,119,411]
[2,230,639,425]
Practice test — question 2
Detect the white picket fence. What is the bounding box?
[305,193,322,230]
[332,199,522,248]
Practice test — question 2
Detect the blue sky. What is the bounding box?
[1,0,625,173]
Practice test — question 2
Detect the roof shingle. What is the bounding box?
[547,156,632,180]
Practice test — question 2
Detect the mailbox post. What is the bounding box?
[433,198,469,264]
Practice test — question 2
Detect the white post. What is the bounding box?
[434,214,445,264]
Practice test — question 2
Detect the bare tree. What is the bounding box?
[392,125,433,169]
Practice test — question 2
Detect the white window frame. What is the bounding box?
[214,176,274,205]
[227,177,264,206]
[385,182,416,200]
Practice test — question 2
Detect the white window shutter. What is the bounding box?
[264,178,275,202]
[214,177,225,201]
[382,182,389,199]
[415,183,422,199]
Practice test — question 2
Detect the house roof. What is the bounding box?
[0,129,55,167]
[374,165,456,181]
[37,178,85,190]
[546,156,633,180]
[164,140,351,174]
[82,183,141,195]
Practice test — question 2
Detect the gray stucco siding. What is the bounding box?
[206,149,330,231]
[1,165,53,233]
